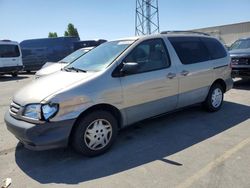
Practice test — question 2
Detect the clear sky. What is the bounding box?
[1,0,250,42]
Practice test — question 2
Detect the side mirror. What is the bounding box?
[120,62,139,75]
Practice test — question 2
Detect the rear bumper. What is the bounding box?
[4,112,75,151]
[225,78,234,92]
[0,65,23,74]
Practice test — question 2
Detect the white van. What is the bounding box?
[0,40,23,77]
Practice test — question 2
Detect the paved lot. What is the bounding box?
[0,74,249,188]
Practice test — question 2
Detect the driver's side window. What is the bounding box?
[123,39,171,74]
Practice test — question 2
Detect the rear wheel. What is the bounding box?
[203,84,224,112]
[71,110,118,157]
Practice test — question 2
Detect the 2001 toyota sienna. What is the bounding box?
[5,32,233,156]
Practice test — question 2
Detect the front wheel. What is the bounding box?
[71,110,118,157]
[203,84,224,112]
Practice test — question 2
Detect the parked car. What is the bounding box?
[5,32,233,156]
[229,37,250,79]
[35,47,94,78]
[0,40,23,77]
[20,37,80,72]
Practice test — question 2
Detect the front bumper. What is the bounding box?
[232,68,250,78]
[232,65,250,78]
[4,112,75,151]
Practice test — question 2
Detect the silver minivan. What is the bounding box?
[5,33,233,156]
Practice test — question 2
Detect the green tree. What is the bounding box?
[64,23,79,38]
[48,32,58,38]
[64,31,69,36]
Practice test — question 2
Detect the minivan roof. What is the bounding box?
[20,36,80,44]
[113,33,214,42]
[161,30,210,36]
[0,40,19,45]
[22,36,79,41]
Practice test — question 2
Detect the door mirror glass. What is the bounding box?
[121,62,139,75]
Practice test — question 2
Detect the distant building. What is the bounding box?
[192,21,250,46]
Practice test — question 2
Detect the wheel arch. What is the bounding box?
[211,79,227,93]
[69,103,123,144]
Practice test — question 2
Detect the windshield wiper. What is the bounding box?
[63,67,87,73]
[59,61,69,64]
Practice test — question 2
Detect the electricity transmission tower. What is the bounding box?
[135,0,160,36]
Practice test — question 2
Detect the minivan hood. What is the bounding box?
[13,71,95,106]
[36,63,68,77]
[229,49,250,57]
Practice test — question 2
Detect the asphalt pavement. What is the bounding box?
[0,74,249,188]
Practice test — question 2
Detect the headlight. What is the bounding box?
[23,104,41,120]
[41,103,59,120]
[23,103,58,121]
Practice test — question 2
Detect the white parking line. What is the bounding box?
[176,137,250,188]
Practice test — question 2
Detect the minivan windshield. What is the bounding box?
[0,44,20,58]
[65,40,134,72]
[60,48,90,64]
[230,39,250,50]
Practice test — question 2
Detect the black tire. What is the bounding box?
[203,83,224,112]
[71,110,118,157]
[11,72,18,77]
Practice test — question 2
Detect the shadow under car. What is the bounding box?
[233,78,250,90]
[0,75,29,82]
[14,101,250,185]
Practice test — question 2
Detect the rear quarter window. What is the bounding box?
[168,37,210,64]
[201,37,227,60]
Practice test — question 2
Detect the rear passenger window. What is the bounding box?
[201,38,227,59]
[124,39,171,73]
[168,37,210,64]
[0,45,20,58]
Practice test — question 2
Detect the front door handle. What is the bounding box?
[181,70,189,76]
[167,72,176,79]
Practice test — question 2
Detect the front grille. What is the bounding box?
[9,102,21,116]
[231,57,250,65]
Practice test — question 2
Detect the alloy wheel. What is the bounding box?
[84,119,112,150]
[211,88,223,108]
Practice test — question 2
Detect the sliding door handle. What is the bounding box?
[181,70,189,76]
[167,72,176,79]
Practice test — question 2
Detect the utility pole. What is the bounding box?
[135,0,160,36]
